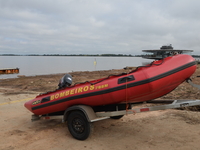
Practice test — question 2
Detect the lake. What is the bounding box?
[0,56,152,79]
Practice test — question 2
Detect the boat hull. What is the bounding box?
[24,54,197,115]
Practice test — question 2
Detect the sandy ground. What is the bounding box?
[1,66,200,150]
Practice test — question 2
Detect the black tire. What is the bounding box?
[110,115,124,119]
[67,111,91,140]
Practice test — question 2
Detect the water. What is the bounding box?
[0,56,151,79]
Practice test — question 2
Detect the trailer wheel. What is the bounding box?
[67,111,91,140]
[110,115,124,119]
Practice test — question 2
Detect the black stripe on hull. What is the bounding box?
[32,61,196,111]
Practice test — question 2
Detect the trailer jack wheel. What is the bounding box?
[67,111,91,140]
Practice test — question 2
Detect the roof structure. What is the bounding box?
[142,45,193,59]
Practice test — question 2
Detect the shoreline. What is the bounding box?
[0,68,131,80]
[0,64,200,100]
[0,66,137,81]
[0,69,128,94]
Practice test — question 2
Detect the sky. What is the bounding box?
[1,0,200,55]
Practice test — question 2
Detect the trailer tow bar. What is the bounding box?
[187,78,200,90]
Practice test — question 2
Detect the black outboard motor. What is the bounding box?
[58,74,72,89]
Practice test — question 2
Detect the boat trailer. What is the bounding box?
[30,79,200,140]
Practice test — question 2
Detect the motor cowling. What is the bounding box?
[58,74,72,89]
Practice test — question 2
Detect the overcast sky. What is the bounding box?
[1,0,200,55]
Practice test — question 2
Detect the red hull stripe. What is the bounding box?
[32,61,196,111]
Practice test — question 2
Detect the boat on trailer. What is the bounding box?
[24,54,198,140]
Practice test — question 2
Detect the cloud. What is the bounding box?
[0,0,200,54]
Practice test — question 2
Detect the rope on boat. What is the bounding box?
[125,75,137,115]
[51,57,166,94]
[125,74,128,114]
[73,58,165,86]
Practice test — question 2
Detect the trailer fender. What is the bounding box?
[63,105,97,123]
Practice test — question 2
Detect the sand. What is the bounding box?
[1,67,200,150]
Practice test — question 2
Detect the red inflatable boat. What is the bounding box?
[24,54,196,115]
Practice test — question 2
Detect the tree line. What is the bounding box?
[0,54,138,57]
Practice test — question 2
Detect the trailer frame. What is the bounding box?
[30,79,200,140]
